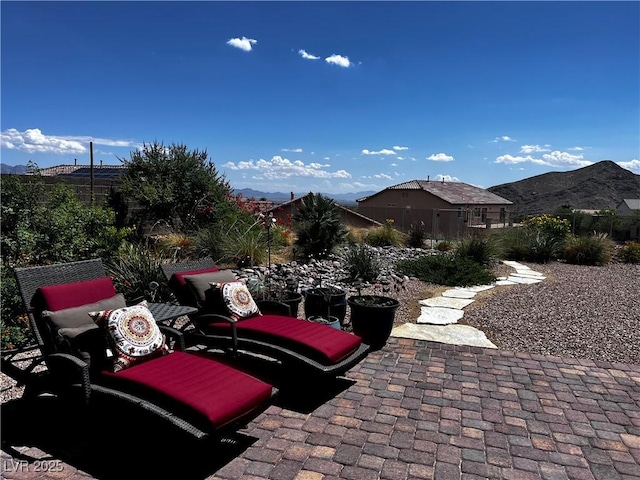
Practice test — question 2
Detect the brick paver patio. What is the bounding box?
[2,337,640,479]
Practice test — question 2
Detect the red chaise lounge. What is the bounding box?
[14,258,277,440]
[161,258,370,378]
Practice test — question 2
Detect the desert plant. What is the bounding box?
[617,240,640,264]
[406,222,426,248]
[104,242,173,304]
[293,193,347,260]
[563,233,614,265]
[436,240,454,252]
[455,232,499,265]
[396,254,496,287]
[342,244,381,283]
[365,219,404,247]
[497,227,530,261]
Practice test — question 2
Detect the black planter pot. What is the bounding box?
[281,292,303,318]
[303,287,348,326]
[347,295,399,350]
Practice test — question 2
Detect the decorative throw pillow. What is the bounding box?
[89,300,168,373]
[209,281,261,322]
[42,293,127,339]
[183,270,237,309]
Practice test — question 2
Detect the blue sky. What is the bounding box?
[2,1,639,194]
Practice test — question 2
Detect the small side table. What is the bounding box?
[148,303,197,328]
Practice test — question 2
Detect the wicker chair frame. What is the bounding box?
[161,258,370,378]
[14,258,276,440]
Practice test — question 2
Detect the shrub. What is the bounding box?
[345,227,370,245]
[497,224,565,263]
[406,222,426,248]
[563,233,614,265]
[617,241,640,264]
[497,228,530,261]
[1,266,32,350]
[342,245,381,282]
[293,193,347,260]
[365,219,404,247]
[396,254,496,287]
[436,241,454,252]
[455,233,499,265]
[104,242,174,304]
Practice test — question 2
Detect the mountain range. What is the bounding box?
[488,160,640,216]
[3,160,639,213]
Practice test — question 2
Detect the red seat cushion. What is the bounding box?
[205,315,362,365]
[102,351,273,429]
[169,267,220,306]
[37,277,117,311]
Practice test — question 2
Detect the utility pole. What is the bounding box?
[90,141,95,206]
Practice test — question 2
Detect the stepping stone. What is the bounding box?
[502,260,525,268]
[417,306,464,325]
[496,279,517,286]
[391,323,497,349]
[506,275,542,284]
[419,296,475,310]
[465,284,495,292]
[511,272,546,280]
[441,288,477,299]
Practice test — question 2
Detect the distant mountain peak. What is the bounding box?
[488,160,640,216]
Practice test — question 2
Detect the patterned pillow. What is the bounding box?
[89,300,168,372]
[209,281,261,322]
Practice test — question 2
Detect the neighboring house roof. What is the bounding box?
[617,199,640,211]
[35,164,126,177]
[266,192,382,227]
[359,180,513,206]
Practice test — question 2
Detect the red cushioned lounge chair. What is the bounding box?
[14,259,277,440]
[161,258,370,378]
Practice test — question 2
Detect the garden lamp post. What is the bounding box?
[266,212,276,270]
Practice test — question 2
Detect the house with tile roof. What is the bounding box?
[265,192,382,230]
[356,179,513,238]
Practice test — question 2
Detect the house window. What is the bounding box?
[401,192,409,198]
[387,203,396,207]
[457,208,463,218]
[500,208,506,222]
[473,207,481,218]
[481,208,488,222]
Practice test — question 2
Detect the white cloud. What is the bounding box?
[0,128,140,155]
[325,54,351,68]
[495,150,592,168]
[427,153,454,162]
[618,159,640,173]
[362,148,396,156]
[223,155,351,180]
[492,135,516,143]
[520,144,550,154]
[374,173,393,180]
[281,147,303,153]
[542,151,592,167]
[495,154,545,165]
[567,146,585,151]
[435,174,460,182]
[227,36,257,52]
[393,145,409,151]
[298,49,319,60]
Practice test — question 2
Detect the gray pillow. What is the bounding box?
[42,293,127,338]
[183,270,237,307]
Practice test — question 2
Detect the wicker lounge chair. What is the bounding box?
[161,258,370,378]
[14,258,277,440]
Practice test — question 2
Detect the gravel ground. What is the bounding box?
[390,261,640,366]
[2,260,638,403]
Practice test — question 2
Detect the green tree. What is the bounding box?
[119,141,236,233]
[293,193,347,260]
